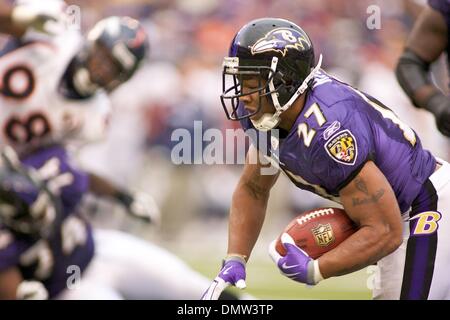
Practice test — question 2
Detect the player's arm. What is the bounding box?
[87,172,160,224]
[269,160,403,285]
[396,6,450,136]
[228,145,280,260]
[318,161,403,278]
[403,0,426,21]
[202,145,279,299]
[87,172,124,199]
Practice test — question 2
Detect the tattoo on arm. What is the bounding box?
[351,188,385,207]
[244,172,268,200]
[354,177,369,195]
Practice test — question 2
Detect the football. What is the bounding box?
[275,207,358,259]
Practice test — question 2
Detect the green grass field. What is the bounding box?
[183,255,372,300]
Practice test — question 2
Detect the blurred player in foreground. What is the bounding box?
[0,1,244,300]
[0,146,237,300]
[202,17,450,300]
[396,0,450,137]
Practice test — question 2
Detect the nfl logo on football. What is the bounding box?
[311,223,335,247]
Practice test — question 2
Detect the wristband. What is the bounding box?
[307,259,324,285]
[224,253,247,264]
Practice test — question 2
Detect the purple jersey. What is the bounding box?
[239,71,436,213]
[0,145,94,298]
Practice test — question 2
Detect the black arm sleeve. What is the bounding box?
[395,49,432,108]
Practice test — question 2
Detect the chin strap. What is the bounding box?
[251,54,323,132]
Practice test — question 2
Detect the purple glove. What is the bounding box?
[201,255,246,300]
[269,233,318,285]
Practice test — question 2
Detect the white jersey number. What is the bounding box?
[297,103,327,147]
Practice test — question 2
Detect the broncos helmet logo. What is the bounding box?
[251,28,311,57]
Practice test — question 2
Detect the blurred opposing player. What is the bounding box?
[396,0,450,137]
[0,2,245,300]
[0,0,158,228]
[0,146,242,300]
[202,18,450,300]
[0,2,147,155]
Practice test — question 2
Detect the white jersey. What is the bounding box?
[0,28,111,154]
[56,229,216,300]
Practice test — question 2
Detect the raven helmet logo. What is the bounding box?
[251,28,311,57]
[325,129,357,165]
[311,223,335,247]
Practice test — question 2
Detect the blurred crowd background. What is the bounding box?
[40,0,449,269]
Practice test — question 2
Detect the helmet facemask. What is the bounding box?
[221,56,279,121]
[221,54,323,131]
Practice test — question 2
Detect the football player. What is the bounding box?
[0,2,245,300]
[202,18,450,300]
[0,146,245,300]
[0,151,48,300]
[0,1,157,223]
[396,0,450,137]
[0,141,96,299]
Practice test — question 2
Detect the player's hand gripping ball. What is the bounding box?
[275,207,358,259]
